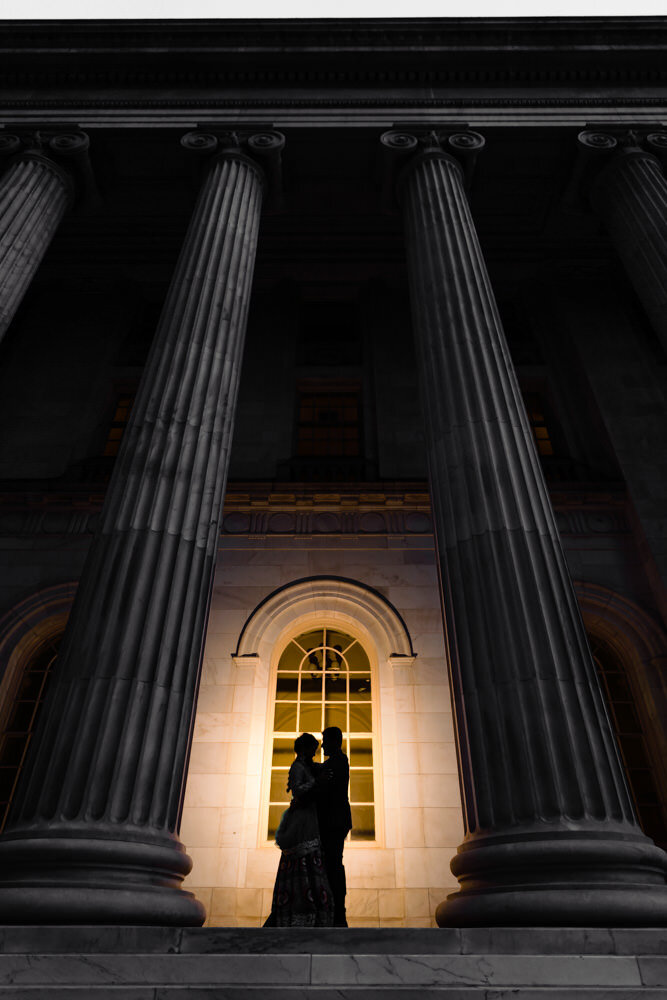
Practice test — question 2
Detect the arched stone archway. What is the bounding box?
[576,580,667,845]
[0,583,75,733]
[234,575,415,663]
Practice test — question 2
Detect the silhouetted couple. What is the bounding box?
[264,726,351,927]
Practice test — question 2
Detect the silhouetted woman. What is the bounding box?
[264,732,333,927]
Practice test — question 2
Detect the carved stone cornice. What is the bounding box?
[2,19,667,91]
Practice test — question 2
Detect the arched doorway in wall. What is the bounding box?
[0,584,74,830]
[577,581,667,850]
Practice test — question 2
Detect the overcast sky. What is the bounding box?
[2,1,666,18]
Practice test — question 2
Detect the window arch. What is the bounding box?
[235,577,414,851]
[0,583,74,831]
[0,635,60,830]
[576,581,667,851]
[591,637,666,848]
[268,626,376,842]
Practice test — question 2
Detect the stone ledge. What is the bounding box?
[0,929,664,995]
[1,990,666,1000]
[0,926,665,955]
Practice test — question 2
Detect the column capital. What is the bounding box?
[572,125,667,354]
[380,127,485,206]
[181,128,285,206]
[575,127,667,196]
[0,129,93,207]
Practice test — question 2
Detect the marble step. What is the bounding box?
[0,927,664,997]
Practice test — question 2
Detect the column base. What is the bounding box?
[437,883,667,927]
[0,835,206,926]
[437,830,667,927]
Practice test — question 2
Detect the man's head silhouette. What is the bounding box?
[322,726,343,757]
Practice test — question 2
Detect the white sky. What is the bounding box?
[1,0,666,18]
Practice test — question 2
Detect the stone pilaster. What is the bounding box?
[579,129,667,354]
[0,131,283,925]
[382,128,667,926]
[0,132,86,343]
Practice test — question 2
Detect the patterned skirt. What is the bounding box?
[264,839,334,927]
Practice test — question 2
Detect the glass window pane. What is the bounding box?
[300,674,323,701]
[350,770,374,802]
[601,673,632,702]
[302,649,324,673]
[0,735,26,768]
[270,770,290,803]
[612,702,642,734]
[268,804,287,838]
[630,769,659,803]
[349,703,372,732]
[324,704,347,730]
[16,673,44,700]
[637,805,664,843]
[349,738,373,767]
[0,768,18,801]
[299,704,322,733]
[294,630,324,652]
[325,675,346,701]
[326,630,355,655]
[278,642,303,672]
[272,739,295,767]
[324,648,345,673]
[345,643,370,671]
[275,674,299,700]
[274,703,297,732]
[6,702,34,733]
[349,676,372,699]
[618,734,647,769]
[350,805,375,841]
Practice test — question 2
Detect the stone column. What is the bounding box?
[0,130,283,925]
[0,132,86,344]
[579,129,667,354]
[382,129,667,926]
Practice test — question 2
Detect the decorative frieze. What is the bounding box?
[0,488,631,538]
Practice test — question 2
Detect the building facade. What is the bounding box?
[0,18,666,935]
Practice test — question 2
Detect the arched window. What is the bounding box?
[0,636,60,831]
[592,640,666,849]
[267,626,376,843]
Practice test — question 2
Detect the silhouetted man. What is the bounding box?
[316,725,352,927]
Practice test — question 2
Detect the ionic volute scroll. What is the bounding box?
[379,126,485,208]
[181,127,286,210]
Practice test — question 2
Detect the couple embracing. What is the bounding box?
[264,726,351,928]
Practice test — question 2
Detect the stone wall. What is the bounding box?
[180,526,462,927]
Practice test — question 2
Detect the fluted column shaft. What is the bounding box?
[584,134,667,353]
[0,139,73,343]
[386,131,667,926]
[0,134,276,925]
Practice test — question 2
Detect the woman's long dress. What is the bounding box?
[264,756,334,927]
